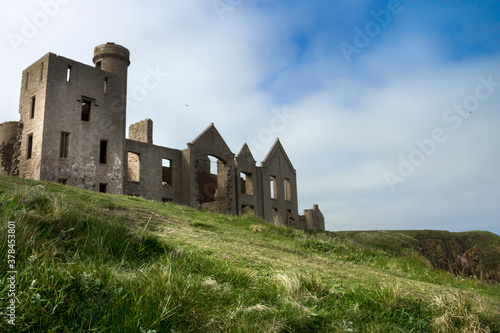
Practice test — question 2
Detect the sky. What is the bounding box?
[1,0,499,235]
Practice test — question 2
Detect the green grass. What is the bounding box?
[0,175,499,332]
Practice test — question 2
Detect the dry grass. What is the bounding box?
[432,292,491,333]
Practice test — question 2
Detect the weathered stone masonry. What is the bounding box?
[0,43,325,230]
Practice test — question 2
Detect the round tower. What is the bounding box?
[93,42,130,80]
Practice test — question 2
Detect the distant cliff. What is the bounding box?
[411,230,500,282]
[332,229,500,282]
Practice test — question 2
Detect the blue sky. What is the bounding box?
[1,0,499,235]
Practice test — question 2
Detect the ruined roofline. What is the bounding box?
[261,138,296,174]
[21,52,51,73]
[0,121,20,126]
[188,122,215,147]
[186,124,294,168]
[21,47,129,81]
[19,52,120,82]
[93,42,131,66]
[186,123,234,156]
[129,121,296,172]
[236,143,256,163]
[186,125,295,172]
[124,139,172,151]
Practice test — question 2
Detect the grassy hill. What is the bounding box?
[0,175,499,332]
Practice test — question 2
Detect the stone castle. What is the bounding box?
[0,43,324,230]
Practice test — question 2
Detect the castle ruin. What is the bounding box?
[0,43,324,230]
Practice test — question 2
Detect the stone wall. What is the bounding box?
[129,119,152,144]
[17,53,50,180]
[297,205,325,230]
[0,122,19,175]
[124,138,183,202]
[36,45,129,194]
[235,144,261,218]
[259,139,299,227]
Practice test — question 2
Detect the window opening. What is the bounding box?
[30,96,36,119]
[104,77,109,94]
[284,178,291,201]
[272,208,280,224]
[40,62,44,81]
[99,140,108,164]
[27,134,33,160]
[286,209,293,227]
[127,152,140,182]
[96,61,102,70]
[242,205,254,216]
[240,172,254,195]
[58,178,68,185]
[60,132,70,159]
[81,98,92,122]
[270,176,277,199]
[66,65,72,82]
[209,155,218,175]
[162,158,172,186]
[99,183,107,193]
[197,155,230,214]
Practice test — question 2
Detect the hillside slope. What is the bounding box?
[0,175,499,332]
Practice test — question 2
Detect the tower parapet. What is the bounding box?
[93,42,130,80]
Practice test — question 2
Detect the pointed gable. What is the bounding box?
[188,123,233,161]
[261,138,296,174]
[236,143,256,171]
[236,143,256,162]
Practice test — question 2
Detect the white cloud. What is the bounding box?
[0,1,499,235]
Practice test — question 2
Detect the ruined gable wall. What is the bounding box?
[260,148,299,227]
[235,146,263,218]
[186,125,237,214]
